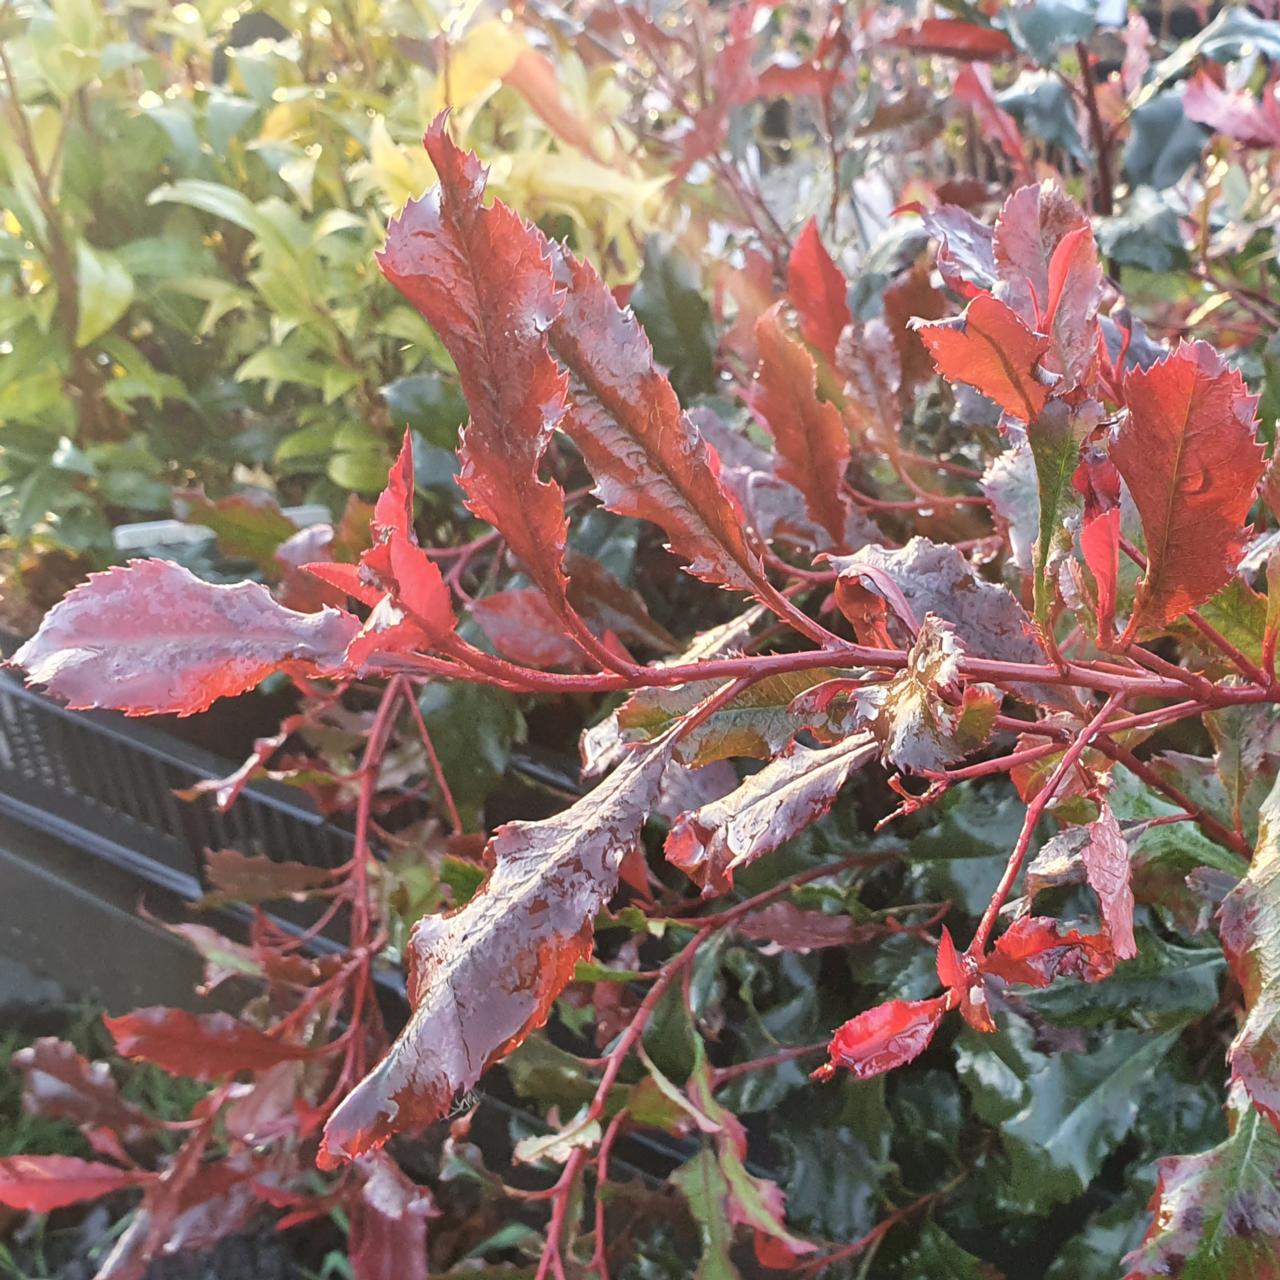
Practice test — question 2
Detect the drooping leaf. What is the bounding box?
[104,1008,312,1080]
[1219,772,1280,1131]
[347,1153,435,1280]
[1114,341,1264,636]
[785,218,849,364]
[11,1038,154,1142]
[1080,804,1138,962]
[12,559,358,716]
[548,245,766,593]
[665,734,876,894]
[470,590,583,668]
[673,1148,742,1280]
[1124,1093,1280,1280]
[749,305,851,547]
[850,615,999,772]
[615,669,839,766]
[320,743,671,1165]
[200,849,334,906]
[986,917,1115,988]
[812,996,947,1083]
[915,293,1049,422]
[377,119,571,612]
[0,1156,152,1213]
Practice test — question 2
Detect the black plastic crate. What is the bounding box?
[0,669,352,905]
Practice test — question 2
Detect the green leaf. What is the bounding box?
[148,180,299,258]
[1021,931,1224,1030]
[416,682,523,829]
[630,236,715,402]
[75,242,134,347]
[1027,400,1090,623]
[1003,0,1097,66]
[673,1150,741,1280]
[960,1020,1178,1211]
[1124,1097,1280,1280]
[1124,93,1207,191]
[896,1224,994,1279]
[380,374,468,449]
[328,449,394,494]
[615,669,840,766]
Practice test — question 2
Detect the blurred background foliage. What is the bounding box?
[0,0,664,605]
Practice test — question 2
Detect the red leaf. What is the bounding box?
[378,120,571,613]
[812,996,946,1083]
[1081,805,1138,962]
[361,430,416,589]
[303,560,382,608]
[675,4,758,180]
[995,184,1101,390]
[0,1156,152,1213]
[936,928,995,1033]
[470,590,583,668]
[786,219,849,364]
[547,246,766,593]
[665,736,876,895]
[1114,341,1265,635]
[347,1153,435,1280]
[881,262,948,393]
[913,202,997,300]
[915,294,1050,422]
[936,926,964,989]
[388,531,456,643]
[11,1039,154,1142]
[750,306,852,547]
[320,744,673,1165]
[887,17,1016,60]
[985,917,1115,988]
[758,58,839,100]
[201,848,334,905]
[1183,69,1280,147]
[1073,450,1123,643]
[104,1008,311,1080]
[346,597,430,669]
[12,559,358,716]
[953,65,1030,180]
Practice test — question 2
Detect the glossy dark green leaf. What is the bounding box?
[958,1015,1177,1211]
[1124,93,1207,190]
[1021,931,1224,1030]
[416,681,524,829]
[630,236,715,403]
[380,374,468,449]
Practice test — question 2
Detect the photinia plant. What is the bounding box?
[10,7,1280,1272]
